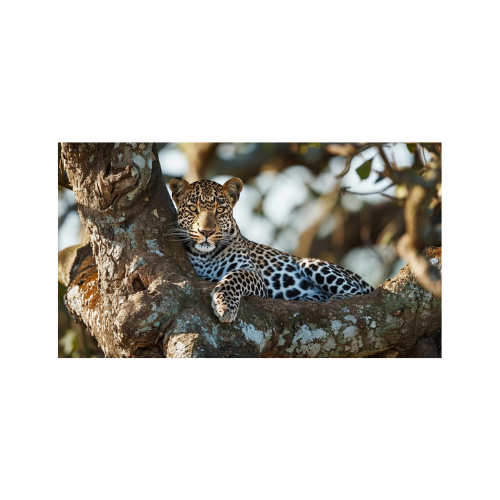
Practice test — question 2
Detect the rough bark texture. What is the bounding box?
[59,143,442,358]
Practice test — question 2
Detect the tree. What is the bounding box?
[58,143,441,358]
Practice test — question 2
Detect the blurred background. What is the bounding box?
[58,142,441,357]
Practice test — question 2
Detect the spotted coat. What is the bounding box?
[169,178,374,323]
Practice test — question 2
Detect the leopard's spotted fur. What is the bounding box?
[170,177,374,323]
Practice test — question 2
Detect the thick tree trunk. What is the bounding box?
[59,143,441,358]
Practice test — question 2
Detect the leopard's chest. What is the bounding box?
[187,245,253,282]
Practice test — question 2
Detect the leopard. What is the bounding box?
[169,177,374,323]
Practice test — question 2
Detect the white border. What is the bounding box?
[3,1,499,499]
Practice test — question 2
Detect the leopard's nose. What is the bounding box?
[199,229,215,238]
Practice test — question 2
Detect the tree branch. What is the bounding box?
[180,142,218,182]
[58,142,72,190]
[396,163,441,298]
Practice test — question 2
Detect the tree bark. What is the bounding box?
[59,143,441,358]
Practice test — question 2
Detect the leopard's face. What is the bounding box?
[169,178,243,254]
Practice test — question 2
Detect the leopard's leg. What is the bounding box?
[211,268,268,323]
[298,259,374,301]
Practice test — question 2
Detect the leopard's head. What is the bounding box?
[169,177,243,253]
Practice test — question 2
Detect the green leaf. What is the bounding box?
[406,143,416,153]
[356,158,373,180]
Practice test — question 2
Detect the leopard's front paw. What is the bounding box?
[211,289,240,323]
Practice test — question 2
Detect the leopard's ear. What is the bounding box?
[169,178,191,206]
[222,178,243,208]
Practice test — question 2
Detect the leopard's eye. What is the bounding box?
[188,204,198,213]
[216,206,226,214]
